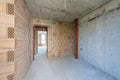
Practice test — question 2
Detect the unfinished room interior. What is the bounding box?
[0,0,120,80]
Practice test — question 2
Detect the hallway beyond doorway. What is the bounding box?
[38,46,47,55]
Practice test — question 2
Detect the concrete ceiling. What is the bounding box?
[26,0,111,22]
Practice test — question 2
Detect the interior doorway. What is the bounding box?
[37,31,47,55]
[33,26,48,60]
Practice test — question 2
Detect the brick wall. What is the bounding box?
[33,18,75,58]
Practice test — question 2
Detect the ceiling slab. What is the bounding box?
[26,0,111,22]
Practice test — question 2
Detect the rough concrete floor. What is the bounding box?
[24,46,116,80]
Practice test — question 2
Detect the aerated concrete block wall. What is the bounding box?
[78,0,120,80]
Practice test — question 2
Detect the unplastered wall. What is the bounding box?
[0,0,15,80]
[79,0,120,79]
[14,0,32,80]
[33,18,74,58]
[0,1,32,80]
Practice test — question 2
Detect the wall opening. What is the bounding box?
[33,26,48,60]
[37,31,47,55]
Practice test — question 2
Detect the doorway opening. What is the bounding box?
[33,26,48,60]
[38,31,47,55]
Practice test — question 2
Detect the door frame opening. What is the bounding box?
[33,25,48,61]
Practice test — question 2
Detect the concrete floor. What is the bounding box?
[24,46,116,80]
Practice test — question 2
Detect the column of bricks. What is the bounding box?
[0,0,15,80]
